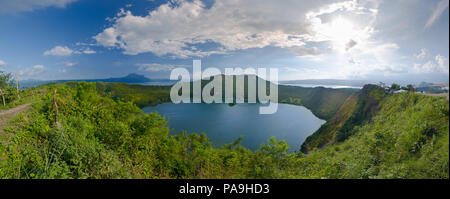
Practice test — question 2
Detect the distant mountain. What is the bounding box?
[20,74,177,88]
[59,73,153,83]
[100,73,151,83]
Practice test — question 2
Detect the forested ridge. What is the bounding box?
[301,84,387,152]
[0,81,448,179]
[93,75,355,120]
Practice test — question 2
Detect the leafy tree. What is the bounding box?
[407,84,416,92]
[0,70,13,88]
[390,83,401,91]
[0,71,15,105]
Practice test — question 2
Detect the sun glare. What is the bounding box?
[314,16,360,52]
[330,17,354,44]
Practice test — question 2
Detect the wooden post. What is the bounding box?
[0,88,5,107]
[54,89,58,124]
[16,73,20,100]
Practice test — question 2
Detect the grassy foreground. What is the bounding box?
[0,82,448,179]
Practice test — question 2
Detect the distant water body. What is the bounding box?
[143,103,325,152]
[136,81,175,86]
[281,83,362,89]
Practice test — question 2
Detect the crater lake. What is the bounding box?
[143,103,325,152]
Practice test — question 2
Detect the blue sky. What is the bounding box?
[0,0,448,84]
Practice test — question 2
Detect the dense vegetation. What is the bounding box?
[0,71,41,110]
[301,84,387,152]
[279,85,355,119]
[0,71,18,108]
[94,82,171,107]
[0,81,448,179]
[91,75,355,120]
[300,93,359,153]
[302,93,449,178]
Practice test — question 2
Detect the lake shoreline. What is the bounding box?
[142,103,325,152]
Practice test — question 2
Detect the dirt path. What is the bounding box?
[0,103,31,127]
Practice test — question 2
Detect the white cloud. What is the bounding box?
[44,45,97,56]
[415,48,428,59]
[425,0,449,29]
[18,64,46,77]
[283,67,301,72]
[44,46,74,56]
[91,0,433,81]
[92,0,403,83]
[306,1,378,52]
[289,46,321,57]
[345,42,400,73]
[414,61,436,73]
[75,42,96,46]
[0,0,77,14]
[435,54,447,70]
[82,49,96,54]
[95,0,365,57]
[348,57,360,65]
[413,54,449,73]
[295,0,408,79]
[0,60,6,67]
[366,43,399,54]
[32,64,44,70]
[137,63,189,72]
[94,27,119,48]
[61,61,77,67]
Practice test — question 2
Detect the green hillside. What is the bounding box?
[300,93,359,153]
[94,82,171,107]
[300,92,449,178]
[0,82,448,179]
[301,84,387,152]
[279,85,355,120]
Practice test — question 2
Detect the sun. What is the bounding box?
[314,16,359,52]
[330,17,355,45]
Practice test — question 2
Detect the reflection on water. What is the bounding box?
[143,103,325,152]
